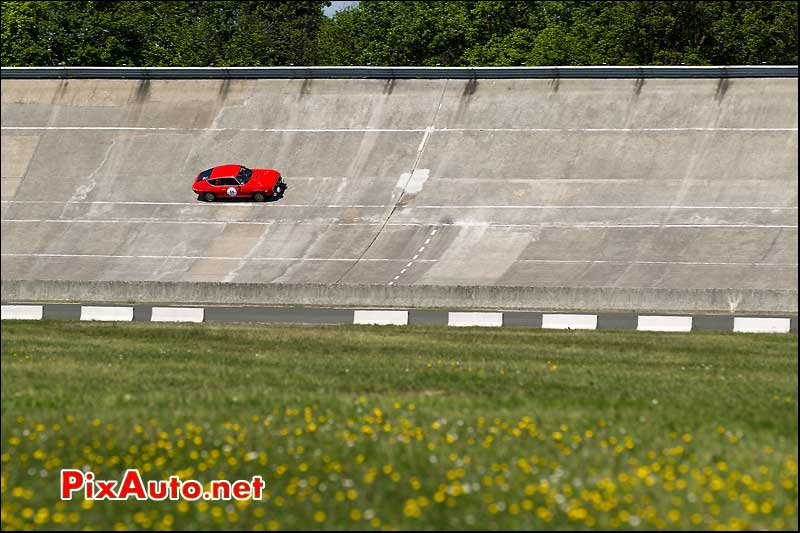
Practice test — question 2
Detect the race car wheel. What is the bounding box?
[203,192,215,202]
[253,192,266,202]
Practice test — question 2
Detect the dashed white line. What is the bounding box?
[385,225,442,285]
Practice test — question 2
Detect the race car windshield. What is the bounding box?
[237,166,253,183]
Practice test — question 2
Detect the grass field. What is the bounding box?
[1,320,797,531]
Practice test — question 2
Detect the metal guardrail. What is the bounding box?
[1,66,797,79]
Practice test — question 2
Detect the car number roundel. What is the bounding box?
[226,187,237,197]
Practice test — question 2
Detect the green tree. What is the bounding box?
[2,1,53,66]
[2,1,797,67]
[1,1,329,67]
[319,0,797,66]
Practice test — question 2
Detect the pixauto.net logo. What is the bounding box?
[61,469,265,501]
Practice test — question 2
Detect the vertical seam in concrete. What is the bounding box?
[333,79,449,284]
[7,134,45,201]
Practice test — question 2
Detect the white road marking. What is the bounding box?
[637,315,693,332]
[3,200,794,210]
[80,306,133,322]
[393,275,400,280]
[0,200,387,208]
[2,219,796,229]
[384,224,440,285]
[448,312,503,327]
[430,229,437,235]
[542,314,598,330]
[0,254,794,267]
[151,307,204,323]
[414,205,797,210]
[0,253,438,262]
[1,126,426,133]
[733,317,792,333]
[354,310,409,326]
[3,126,795,132]
[417,127,433,152]
[1,305,43,320]
[6,219,235,225]
[515,259,797,266]
[450,223,796,229]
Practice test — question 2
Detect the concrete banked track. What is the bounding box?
[1,67,797,314]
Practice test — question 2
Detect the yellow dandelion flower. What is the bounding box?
[404,498,422,518]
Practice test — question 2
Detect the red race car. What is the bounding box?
[192,164,287,202]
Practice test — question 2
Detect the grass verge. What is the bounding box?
[1,320,797,530]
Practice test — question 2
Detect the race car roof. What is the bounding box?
[210,164,241,179]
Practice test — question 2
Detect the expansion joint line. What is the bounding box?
[333,79,449,284]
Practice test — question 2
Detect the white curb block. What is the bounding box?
[448,312,503,327]
[354,310,409,325]
[637,315,693,332]
[1,305,43,320]
[151,307,205,323]
[542,314,598,330]
[80,306,134,321]
[733,317,791,333]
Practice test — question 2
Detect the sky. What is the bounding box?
[324,1,360,17]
